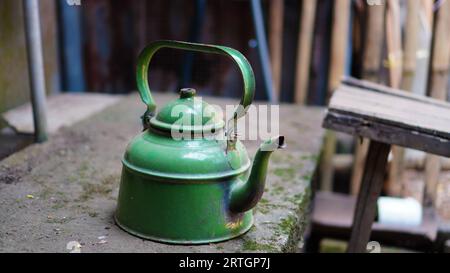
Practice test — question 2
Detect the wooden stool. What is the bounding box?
[323,77,450,253]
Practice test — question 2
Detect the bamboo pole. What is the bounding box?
[320,0,351,191]
[386,0,403,89]
[269,0,284,100]
[327,0,352,101]
[421,0,434,28]
[425,0,450,206]
[402,0,420,91]
[388,0,421,197]
[294,0,317,104]
[350,3,386,196]
[385,0,404,197]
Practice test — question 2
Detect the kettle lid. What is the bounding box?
[149,88,225,133]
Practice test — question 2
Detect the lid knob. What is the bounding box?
[180,88,196,99]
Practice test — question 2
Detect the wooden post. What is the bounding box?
[320,0,351,191]
[269,0,284,100]
[350,3,386,195]
[294,0,317,104]
[385,0,404,196]
[347,141,391,253]
[425,0,450,206]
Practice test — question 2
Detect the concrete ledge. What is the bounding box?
[0,92,325,252]
[2,93,122,134]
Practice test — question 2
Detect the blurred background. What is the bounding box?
[1,0,374,111]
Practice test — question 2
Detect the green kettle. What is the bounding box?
[115,40,285,244]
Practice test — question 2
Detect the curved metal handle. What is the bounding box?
[136,40,255,122]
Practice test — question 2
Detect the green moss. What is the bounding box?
[242,240,277,252]
[39,186,53,199]
[67,175,78,183]
[320,239,347,253]
[51,200,68,210]
[272,167,296,181]
[271,185,284,195]
[255,198,285,214]
[79,183,112,201]
[278,214,296,234]
[302,173,312,181]
[77,174,119,201]
[78,161,91,178]
[88,211,98,217]
[301,154,319,163]
[46,216,74,224]
[270,153,295,164]
[255,198,272,214]
[286,193,303,206]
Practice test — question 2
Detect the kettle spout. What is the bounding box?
[229,136,285,213]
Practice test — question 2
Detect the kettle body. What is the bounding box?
[116,133,253,243]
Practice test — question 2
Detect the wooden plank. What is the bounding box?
[425,0,450,206]
[324,110,450,157]
[324,78,450,157]
[330,87,450,136]
[294,0,317,104]
[324,83,450,158]
[347,141,391,253]
[269,0,284,100]
[351,3,386,195]
[342,76,450,108]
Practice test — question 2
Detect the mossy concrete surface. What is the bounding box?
[0,93,325,252]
